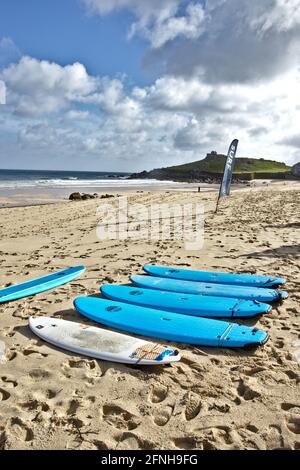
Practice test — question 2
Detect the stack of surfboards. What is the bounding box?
[74,264,288,352]
[0,264,288,365]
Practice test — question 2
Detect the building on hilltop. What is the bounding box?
[291,162,300,178]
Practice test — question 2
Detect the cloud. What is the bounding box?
[84,1,300,85]
[1,52,300,169]
[250,0,300,35]
[141,71,300,162]
[0,37,21,69]
[0,56,97,116]
[144,0,300,83]
[174,118,208,150]
[64,109,90,120]
[82,0,206,48]
[129,3,206,48]
[278,134,300,149]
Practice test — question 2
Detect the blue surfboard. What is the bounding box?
[74,297,269,348]
[144,265,286,288]
[101,285,271,318]
[0,266,86,303]
[131,275,288,302]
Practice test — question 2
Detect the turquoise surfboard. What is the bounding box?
[74,297,269,348]
[131,275,288,302]
[100,284,271,318]
[144,265,286,288]
[0,266,86,303]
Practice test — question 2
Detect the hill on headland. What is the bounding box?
[130,152,291,183]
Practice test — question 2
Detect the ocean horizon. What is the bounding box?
[0,168,133,190]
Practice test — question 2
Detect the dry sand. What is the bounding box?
[0,185,299,450]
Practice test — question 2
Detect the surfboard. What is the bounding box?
[29,317,180,365]
[74,297,269,348]
[144,265,286,288]
[100,284,271,318]
[131,275,288,302]
[0,266,86,303]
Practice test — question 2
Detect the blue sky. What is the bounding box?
[0,0,150,84]
[0,0,300,171]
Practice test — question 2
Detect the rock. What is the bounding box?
[291,162,300,178]
[69,192,97,201]
[100,194,114,199]
[69,192,82,200]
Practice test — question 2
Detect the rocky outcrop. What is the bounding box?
[291,162,300,178]
[129,168,247,184]
[69,192,115,201]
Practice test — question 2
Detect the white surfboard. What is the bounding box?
[29,317,181,366]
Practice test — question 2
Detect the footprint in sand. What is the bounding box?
[236,378,261,401]
[286,415,300,434]
[6,350,17,362]
[148,384,168,404]
[102,404,140,431]
[65,358,98,370]
[281,403,300,413]
[152,405,173,426]
[183,392,202,421]
[116,432,154,450]
[173,436,198,450]
[61,358,103,383]
[0,388,11,401]
[1,327,16,338]
[81,440,109,450]
[1,376,18,388]
[28,368,52,381]
[18,399,50,412]
[7,417,34,443]
[262,424,284,450]
[22,348,48,358]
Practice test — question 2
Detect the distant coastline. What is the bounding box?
[129,153,293,183]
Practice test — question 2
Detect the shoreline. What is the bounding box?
[1,178,300,209]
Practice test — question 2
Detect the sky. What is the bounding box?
[0,0,300,171]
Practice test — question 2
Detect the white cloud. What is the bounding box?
[145,0,300,83]
[1,47,300,169]
[2,64,299,168]
[141,71,300,165]
[251,0,300,35]
[82,1,300,86]
[83,0,206,48]
[0,56,97,116]
[129,3,206,48]
[65,110,90,120]
[82,0,179,20]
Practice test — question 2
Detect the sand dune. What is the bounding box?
[0,185,299,450]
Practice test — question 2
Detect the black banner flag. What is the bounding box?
[216,139,239,211]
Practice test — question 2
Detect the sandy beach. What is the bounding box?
[0,183,299,450]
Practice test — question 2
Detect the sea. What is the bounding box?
[0,168,143,189]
